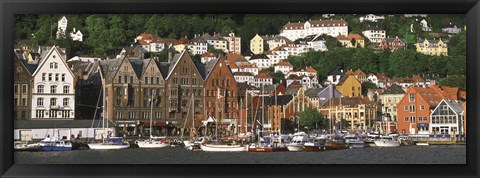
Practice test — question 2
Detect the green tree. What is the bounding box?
[299,108,325,132]
[84,15,109,56]
[439,75,466,90]
[270,72,285,84]
[361,81,377,96]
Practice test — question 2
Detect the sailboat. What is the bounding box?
[88,80,129,150]
[135,90,171,148]
[37,129,73,151]
[200,88,247,152]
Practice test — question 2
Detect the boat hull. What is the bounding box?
[248,147,273,152]
[88,143,130,150]
[415,142,429,146]
[38,146,72,151]
[374,140,400,147]
[137,143,170,148]
[325,143,348,150]
[287,145,304,152]
[303,146,320,152]
[200,144,247,152]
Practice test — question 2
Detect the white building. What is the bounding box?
[265,35,291,49]
[135,33,169,53]
[57,16,83,42]
[233,72,254,85]
[229,63,259,76]
[201,52,217,64]
[430,99,465,135]
[223,32,241,54]
[362,26,386,44]
[202,33,228,53]
[274,61,294,75]
[56,16,68,39]
[280,19,348,41]
[266,47,289,61]
[442,22,462,34]
[282,44,309,56]
[298,34,328,51]
[253,73,273,88]
[325,69,343,85]
[367,74,378,86]
[419,19,432,32]
[285,66,317,78]
[31,46,75,120]
[359,14,385,22]
[248,54,280,69]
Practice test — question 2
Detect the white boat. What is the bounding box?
[374,136,400,147]
[416,142,429,146]
[88,82,129,150]
[286,132,310,152]
[136,137,170,148]
[200,144,247,152]
[344,134,365,148]
[88,137,130,150]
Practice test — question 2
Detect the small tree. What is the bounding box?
[299,108,325,132]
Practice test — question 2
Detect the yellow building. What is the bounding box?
[336,35,351,47]
[336,74,362,97]
[250,34,265,54]
[347,34,365,48]
[415,39,448,56]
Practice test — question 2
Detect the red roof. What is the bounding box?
[347,34,364,40]
[255,73,272,79]
[276,61,293,67]
[306,66,317,73]
[202,52,216,58]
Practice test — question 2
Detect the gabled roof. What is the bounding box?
[304,88,324,98]
[283,22,304,29]
[440,99,464,114]
[14,52,37,75]
[329,69,343,76]
[204,56,232,81]
[275,61,293,67]
[337,74,359,86]
[255,73,272,79]
[266,95,294,105]
[336,35,349,41]
[391,77,414,83]
[225,53,248,63]
[384,37,407,44]
[249,54,270,60]
[321,97,376,108]
[347,34,364,40]
[99,57,123,81]
[202,52,216,58]
[308,19,348,26]
[128,57,144,79]
[287,74,303,80]
[383,84,405,95]
[32,46,73,77]
[443,22,458,29]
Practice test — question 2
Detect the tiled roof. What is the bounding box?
[336,35,349,41]
[283,22,304,29]
[225,53,248,63]
[255,73,272,79]
[383,84,405,95]
[275,61,293,67]
[411,75,425,82]
[308,19,348,26]
[411,87,444,108]
[304,88,324,97]
[287,74,303,80]
[321,97,376,109]
[391,77,414,83]
[202,52,216,58]
[306,66,317,73]
[249,54,270,60]
[353,69,365,76]
[233,72,254,76]
[347,34,364,40]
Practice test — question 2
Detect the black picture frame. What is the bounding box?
[1,0,478,177]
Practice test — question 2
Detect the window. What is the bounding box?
[63,86,70,93]
[22,85,26,94]
[124,76,127,83]
[42,73,46,81]
[145,77,148,84]
[38,85,44,93]
[14,85,18,94]
[404,106,408,111]
[50,62,54,69]
[409,93,415,102]
[22,98,26,106]
[409,105,415,112]
[420,105,425,110]
[63,98,69,106]
[118,76,122,83]
[50,98,57,106]
[61,74,66,82]
[55,74,59,81]
[48,74,52,81]
[151,77,154,84]
[51,85,57,93]
[14,98,18,106]
[405,117,408,122]
[410,116,416,123]
[36,110,45,118]
[37,98,43,106]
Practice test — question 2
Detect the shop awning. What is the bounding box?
[417,123,429,127]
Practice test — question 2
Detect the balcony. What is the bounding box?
[50,105,60,110]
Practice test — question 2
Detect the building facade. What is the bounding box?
[280,19,349,41]
[415,39,448,56]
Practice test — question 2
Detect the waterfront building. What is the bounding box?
[319,96,377,131]
[280,19,348,41]
[317,84,342,108]
[430,99,465,135]
[204,56,238,133]
[336,74,362,97]
[396,85,461,134]
[31,46,76,120]
[380,84,405,122]
[13,50,35,120]
[415,38,448,56]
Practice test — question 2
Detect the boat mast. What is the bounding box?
[150,89,155,139]
[274,84,277,134]
[261,84,265,137]
[102,76,106,143]
[192,92,195,138]
[245,89,248,134]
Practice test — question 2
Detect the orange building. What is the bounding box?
[396,85,460,134]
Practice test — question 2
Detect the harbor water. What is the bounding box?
[15,145,465,164]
